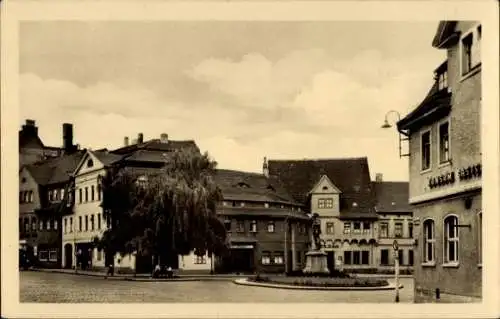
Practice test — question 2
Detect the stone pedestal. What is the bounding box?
[303,250,329,275]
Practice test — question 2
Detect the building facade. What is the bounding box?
[267,157,380,273]
[372,175,413,274]
[397,21,482,302]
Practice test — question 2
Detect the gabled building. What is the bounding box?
[267,157,379,273]
[397,21,482,302]
[372,174,413,273]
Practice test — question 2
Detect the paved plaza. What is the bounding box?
[20,271,414,303]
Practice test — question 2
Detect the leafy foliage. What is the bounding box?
[96,148,228,266]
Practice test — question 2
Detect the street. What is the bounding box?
[20,271,414,303]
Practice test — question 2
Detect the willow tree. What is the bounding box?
[96,148,228,268]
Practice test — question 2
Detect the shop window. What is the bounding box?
[261,252,271,265]
[273,252,284,265]
[49,250,58,262]
[361,251,369,265]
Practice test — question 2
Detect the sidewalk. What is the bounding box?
[28,268,249,281]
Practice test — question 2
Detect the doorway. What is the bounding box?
[327,251,335,273]
[64,244,73,269]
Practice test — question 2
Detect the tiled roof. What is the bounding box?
[372,181,411,213]
[214,169,301,206]
[397,81,452,131]
[112,138,199,155]
[93,150,123,166]
[219,207,309,220]
[267,157,376,216]
[25,151,85,186]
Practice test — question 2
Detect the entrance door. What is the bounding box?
[327,251,335,273]
[64,244,73,269]
[230,249,254,273]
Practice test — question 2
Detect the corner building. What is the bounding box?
[397,21,482,302]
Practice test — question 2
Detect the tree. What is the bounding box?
[96,148,228,268]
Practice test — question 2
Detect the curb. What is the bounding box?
[26,269,246,282]
[233,278,404,291]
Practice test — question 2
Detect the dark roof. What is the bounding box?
[25,151,85,186]
[214,169,300,206]
[372,181,411,213]
[112,138,199,155]
[432,21,458,48]
[397,81,452,131]
[219,207,309,220]
[93,150,123,166]
[267,157,377,217]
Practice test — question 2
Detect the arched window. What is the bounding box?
[423,219,435,263]
[444,215,459,264]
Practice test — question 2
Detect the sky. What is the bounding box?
[19,21,446,181]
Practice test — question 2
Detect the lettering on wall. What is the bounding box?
[427,163,482,190]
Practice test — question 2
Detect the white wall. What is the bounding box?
[178,251,213,272]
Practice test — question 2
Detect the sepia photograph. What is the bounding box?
[2,1,499,318]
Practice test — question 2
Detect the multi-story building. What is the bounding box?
[267,157,380,273]
[19,122,80,267]
[204,169,309,274]
[62,133,200,273]
[397,21,482,302]
[372,174,413,274]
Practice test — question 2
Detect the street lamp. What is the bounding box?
[381,110,410,158]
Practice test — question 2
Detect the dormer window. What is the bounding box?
[87,159,94,168]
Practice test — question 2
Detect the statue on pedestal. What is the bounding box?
[303,213,329,275]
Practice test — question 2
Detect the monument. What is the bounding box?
[303,213,329,275]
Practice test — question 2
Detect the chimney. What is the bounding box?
[21,119,38,136]
[62,123,74,153]
[137,133,144,144]
[124,136,129,146]
[263,156,269,177]
[375,173,383,182]
[160,133,168,144]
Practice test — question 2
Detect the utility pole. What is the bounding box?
[393,240,400,303]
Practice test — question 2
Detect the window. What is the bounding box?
[267,221,275,233]
[423,219,435,263]
[444,215,459,264]
[85,215,89,231]
[54,220,58,230]
[439,121,450,164]
[64,218,67,234]
[380,249,389,265]
[87,159,94,167]
[478,212,482,264]
[90,214,95,231]
[273,252,284,265]
[97,250,102,261]
[343,222,351,234]
[49,250,58,262]
[46,219,51,230]
[363,222,371,233]
[352,222,361,234]
[398,249,404,265]
[438,70,448,91]
[461,25,481,75]
[39,220,44,230]
[325,198,333,208]
[353,251,361,265]
[98,214,102,230]
[24,218,29,233]
[39,250,49,261]
[394,222,403,238]
[97,184,102,201]
[261,252,271,265]
[421,130,431,171]
[379,222,388,238]
[194,254,207,264]
[326,222,334,234]
[224,220,231,232]
[31,217,37,231]
[264,203,269,208]
[408,222,414,238]
[69,217,73,233]
[318,198,325,209]
[91,185,95,201]
[361,251,369,265]
[236,220,245,233]
[60,188,65,200]
[344,251,352,265]
[54,189,59,201]
[79,189,82,203]
[250,220,257,233]
[79,216,82,232]
[409,250,414,265]
[85,187,88,202]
